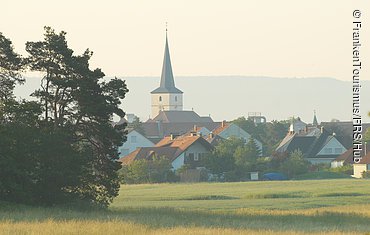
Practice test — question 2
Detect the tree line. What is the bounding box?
[0,27,128,207]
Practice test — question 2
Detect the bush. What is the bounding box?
[279,150,310,178]
[362,171,370,179]
[329,165,353,175]
[119,156,178,184]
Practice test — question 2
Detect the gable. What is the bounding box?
[125,130,154,145]
[198,127,211,136]
[317,137,346,156]
[185,141,211,154]
[218,123,251,140]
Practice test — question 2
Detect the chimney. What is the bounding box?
[365,141,367,155]
[222,120,226,127]
[193,125,197,132]
[170,134,175,140]
[320,126,324,133]
[209,132,214,139]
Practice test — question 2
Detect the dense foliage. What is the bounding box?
[0,27,128,207]
[202,137,310,181]
[232,117,290,156]
[203,137,264,181]
[119,156,177,184]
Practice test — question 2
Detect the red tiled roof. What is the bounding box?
[356,152,370,164]
[212,122,229,135]
[156,135,209,151]
[118,148,140,165]
[333,148,354,164]
[118,147,179,165]
[119,134,213,166]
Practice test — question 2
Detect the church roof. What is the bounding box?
[151,110,213,123]
[151,33,183,94]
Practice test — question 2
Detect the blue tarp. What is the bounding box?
[263,172,288,180]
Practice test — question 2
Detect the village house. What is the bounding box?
[119,132,213,170]
[118,129,154,157]
[276,116,347,164]
[210,121,263,155]
[331,148,354,168]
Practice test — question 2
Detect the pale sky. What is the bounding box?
[3,0,370,122]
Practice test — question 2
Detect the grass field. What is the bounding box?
[1,179,370,234]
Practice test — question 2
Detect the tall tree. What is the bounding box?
[0,33,24,102]
[19,26,129,206]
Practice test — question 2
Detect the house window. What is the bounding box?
[324,148,333,154]
[159,96,162,102]
[194,154,199,161]
[131,136,137,143]
[188,153,194,161]
[334,148,342,154]
[175,96,178,102]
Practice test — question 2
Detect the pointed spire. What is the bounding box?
[313,110,318,126]
[151,26,183,94]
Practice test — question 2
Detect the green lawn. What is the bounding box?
[1,179,370,234]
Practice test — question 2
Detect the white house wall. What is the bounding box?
[331,160,344,168]
[353,164,368,178]
[118,130,154,158]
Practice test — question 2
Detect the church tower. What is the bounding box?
[313,110,318,126]
[151,30,183,118]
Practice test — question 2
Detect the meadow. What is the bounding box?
[1,179,370,234]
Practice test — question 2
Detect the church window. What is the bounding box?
[159,96,162,102]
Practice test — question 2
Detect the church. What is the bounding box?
[117,31,262,157]
[149,30,212,124]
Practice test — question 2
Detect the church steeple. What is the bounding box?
[313,110,318,126]
[151,30,183,94]
[150,27,184,118]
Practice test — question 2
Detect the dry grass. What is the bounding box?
[0,220,362,235]
[1,179,370,234]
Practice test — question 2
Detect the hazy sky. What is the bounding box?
[3,1,370,122]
